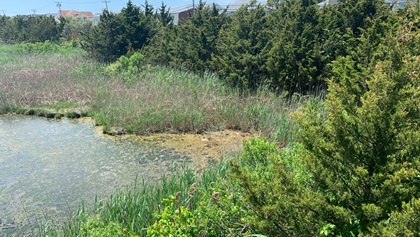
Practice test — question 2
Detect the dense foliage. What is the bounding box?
[232,2,420,236]
[2,0,414,94]
[81,1,156,62]
[1,0,419,236]
[0,14,62,43]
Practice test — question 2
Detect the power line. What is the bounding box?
[36,3,57,11]
[55,2,62,16]
[102,1,110,11]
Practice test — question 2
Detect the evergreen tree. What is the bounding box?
[230,139,322,236]
[81,10,125,62]
[142,25,176,66]
[81,1,156,62]
[230,4,420,236]
[295,15,420,235]
[0,15,60,43]
[156,2,173,27]
[318,0,393,76]
[121,0,147,52]
[61,17,93,42]
[26,15,60,43]
[0,15,9,42]
[213,2,270,89]
[146,2,227,74]
[266,0,322,95]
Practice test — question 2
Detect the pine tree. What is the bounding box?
[61,17,92,42]
[81,1,157,62]
[81,10,125,62]
[295,12,420,235]
[121,0,155,53]
[230,4,420,236]
[142,26,176,66]
[266,0,322,95]
[152,2,227,75]
[0,15,60,43]
[26,15,60,43]
[213,2,270,89]
[230,138,323,236]
[156,2,173,27]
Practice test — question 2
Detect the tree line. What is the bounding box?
[2,0,419,236]
[2,0,416,95]
[82,0,419,95]
[0,14,93,44]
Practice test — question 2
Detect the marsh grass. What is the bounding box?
[1,43,305,144]
[1,44,323,236]
[32,101,78,111]
[91,66,304,144]
[39,162,230,236]
[0,45,104,112]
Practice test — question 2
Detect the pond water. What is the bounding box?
[0,116,190,236]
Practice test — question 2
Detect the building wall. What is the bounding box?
[170,9,194,25]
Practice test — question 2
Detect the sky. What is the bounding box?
[0,0,234,16]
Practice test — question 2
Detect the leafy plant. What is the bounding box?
[80,216,140,237]
[147,194,197,237]
[106,52,144,74]
[18,41,59,53]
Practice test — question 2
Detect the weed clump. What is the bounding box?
[65,111,81,119]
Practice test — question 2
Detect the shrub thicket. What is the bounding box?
[230,4,420,236]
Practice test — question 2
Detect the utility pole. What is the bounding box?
[31,9,37,15]
[1,10,5,16]
[102,1,110,11]
[55,2,62,16]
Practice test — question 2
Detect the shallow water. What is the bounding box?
[0,116,190,236]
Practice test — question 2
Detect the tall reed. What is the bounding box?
[40,161,230,236]
[1,43,323,236]
[0,43,308,144]
[91,66,305,144]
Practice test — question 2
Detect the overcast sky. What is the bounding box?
[1,0,233,16]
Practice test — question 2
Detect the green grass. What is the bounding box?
[0,42,308,144]
[90,66,305,143]
[31,101,78,110]
[39,161,231,236]
[1,43,322,236]
[0,44,23,65]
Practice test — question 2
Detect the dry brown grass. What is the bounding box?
[0,53,102,110]
[1,45,305,144]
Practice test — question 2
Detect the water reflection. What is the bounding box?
[0,116,190,236]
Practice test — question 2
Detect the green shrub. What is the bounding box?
[147,194,197,237]
[81,217,140,237]
[105,52,145,80]
[194,177,249,237]
[294,33,420,235]
[365,198,420,236]
[18,41,59,53]
[229,137,320,236]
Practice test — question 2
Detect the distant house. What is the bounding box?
[170,3,223,25]
[60,10,94,20]
[384,0,416,10]
[170,5,195,25]
[227,0,267,15]
[226,0,268,15]
[92,14,101,25]
[317,0,339,8]
[318,0,415,9]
